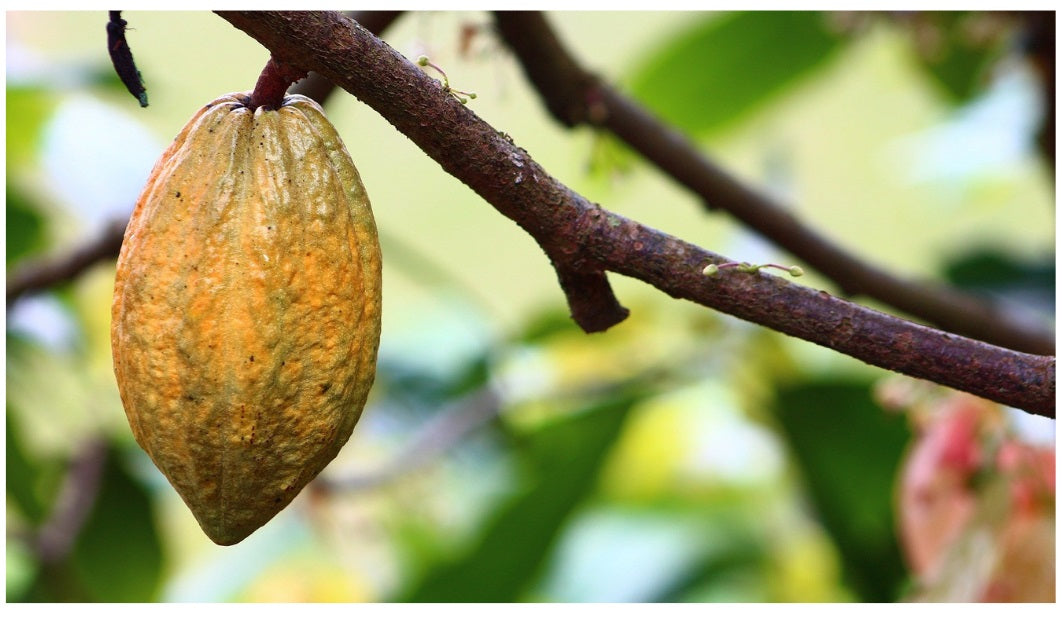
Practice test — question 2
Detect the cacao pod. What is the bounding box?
[111,92,382,545]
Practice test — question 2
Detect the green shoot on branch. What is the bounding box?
[703,262,804,277]
[416,55,477,104]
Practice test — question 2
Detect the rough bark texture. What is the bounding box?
[493,11,1054,357]
[214,11,1054,417]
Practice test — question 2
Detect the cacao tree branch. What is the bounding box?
[491,11,1054,356]
[6,219,127,307]
[215,10,1054,417]
[290,10,403,105]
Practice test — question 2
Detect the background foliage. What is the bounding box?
[6,11,1054,602]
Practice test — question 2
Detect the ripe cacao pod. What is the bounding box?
[111,92,382,545]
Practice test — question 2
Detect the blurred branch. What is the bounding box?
[6,219,126,307]
[1021,11,1054,168]
[491,11,1054,357]
[314,386,502,493]
[32,439,107,564]
[315,359,683,493]
[215,11,1053,417]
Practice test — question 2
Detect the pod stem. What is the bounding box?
[248,56,307,110]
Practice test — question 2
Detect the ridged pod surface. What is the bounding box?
[111,92,382,545]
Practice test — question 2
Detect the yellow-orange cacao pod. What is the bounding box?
[111,92,382,545]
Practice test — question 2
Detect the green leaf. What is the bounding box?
[69,444,164,602]
[377,352,490,414]
[645,522,764,602]
[400,393,637,602]
[516,306,582,344]
[11,443,162,602]
[771,379,910,601]
[6,187,46,266]
[627,12,844,137]
[942,248,1054,315]
[903,13,1001,103]
[6,540,39,601]
[6,87,56,172]
[5,410,60,525]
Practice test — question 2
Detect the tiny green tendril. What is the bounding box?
[416,55,477,105]
[703,261,804,278]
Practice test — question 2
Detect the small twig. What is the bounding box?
[106,11,148,107]
[247,56,306,110]
[703,261,804,277]
[416,55,478,104]
[7,219,127,307]
[553,264,629,332]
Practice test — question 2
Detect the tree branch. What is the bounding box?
[290,11,403,105]
[215,10,1053,417]
[491,11,1054,357]
[6,219,127,307]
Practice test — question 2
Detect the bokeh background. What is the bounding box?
[6,11,1055,602]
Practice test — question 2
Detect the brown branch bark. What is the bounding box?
[247,56,306,110]
[6,219,127,307]
[492,11,1054,357]
[290,11,402,105]
[215,10,1053,417]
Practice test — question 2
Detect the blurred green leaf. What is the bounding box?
[902,12,1001,103]
[378,351,491,415]
[942,248,1055,315]
[90,63,139,97]
[69,444,164,602]
[6,541,38,601]
[627,12,844,138]
[536,503,768,602]
[6,87,55,172]
[400,393,637,602]
[6,187,46,266]
[771,379,910,601]
[5,409,61,525]
[648,525,764,602]
[922,47,992,103]
[585,131,638,184]
[516,306,582,344]
[12,443,162,602]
